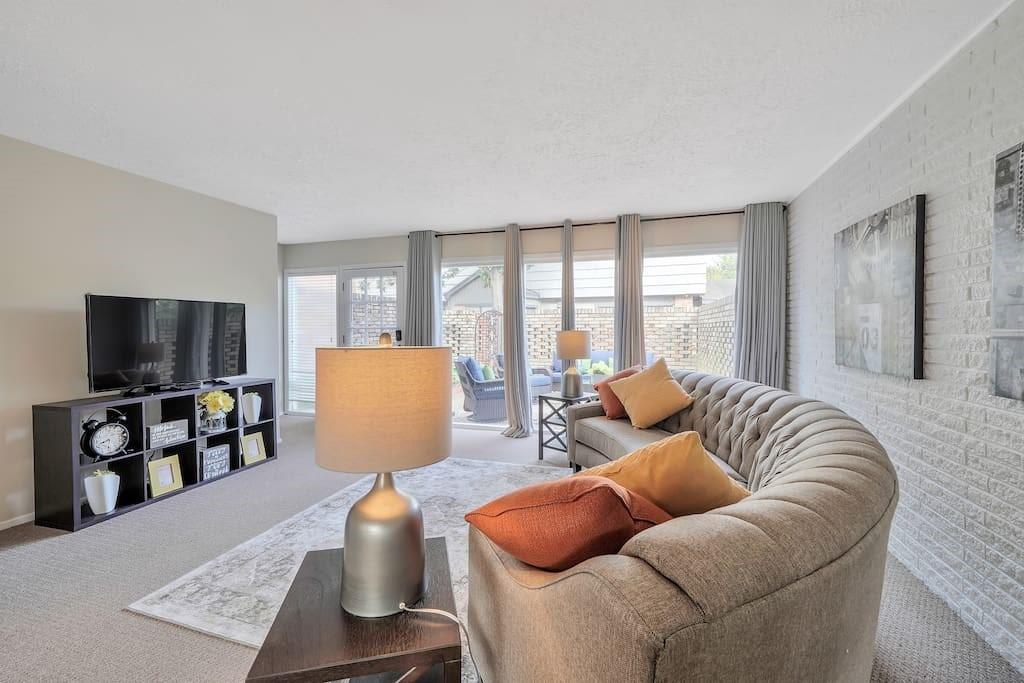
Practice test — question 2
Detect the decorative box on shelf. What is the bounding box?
[148,419,189,449]
[200,444,231,480]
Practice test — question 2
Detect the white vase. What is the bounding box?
[84,473,120,515]
[242,394,263,425]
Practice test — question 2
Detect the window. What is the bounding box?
[524,258,561,371]
[642,252,737,375]
[573,256,616,376]
[285,271,337,414]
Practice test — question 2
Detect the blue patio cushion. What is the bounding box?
[464,356,485,382]
[529,374,552,388]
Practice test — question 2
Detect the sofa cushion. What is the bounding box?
[529,374,552,388]
[578,432,750,517]
[575,417,671,460]
[713,455,746,484]
[465,476,671,571]
[610,358,694,428]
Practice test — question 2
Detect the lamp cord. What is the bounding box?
[397,602,479,679]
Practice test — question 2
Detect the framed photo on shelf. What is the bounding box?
[148,453,183,497]
[241,432,267,466]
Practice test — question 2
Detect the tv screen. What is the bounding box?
[86,295,247,392]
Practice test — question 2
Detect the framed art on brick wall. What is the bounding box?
[833,195,925,379]
[992,143,1024,400]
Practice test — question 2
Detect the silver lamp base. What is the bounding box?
[561,364,583,398]
[341,472,426,617]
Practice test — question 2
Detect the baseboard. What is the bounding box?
[0,512,34,532]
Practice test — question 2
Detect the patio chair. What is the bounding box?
[454,358,507,422]
[495,354,554,398]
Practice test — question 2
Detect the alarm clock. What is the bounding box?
[81,408,131,460]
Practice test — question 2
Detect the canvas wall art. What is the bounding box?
[834,195,925,379]
[992,143,1024,401]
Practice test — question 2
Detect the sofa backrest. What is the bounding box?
[656,370,891,489]
[654,371,789,482]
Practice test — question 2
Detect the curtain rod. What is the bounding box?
[432,208,752,238]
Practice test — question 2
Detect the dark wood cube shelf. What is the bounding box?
[33,378,277,531]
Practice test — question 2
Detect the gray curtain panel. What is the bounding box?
[561,219,575,331]
[734,202,787,387]
[614,213,646,371]
[501,223,533,438]
[403,230,442,346]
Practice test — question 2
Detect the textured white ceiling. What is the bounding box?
[0,0,1009,243]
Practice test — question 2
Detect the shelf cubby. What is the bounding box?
[33,378,277,531]
[197,387,241,434]
[200,431,241,477]
[77,401,146,461]
[79,453,146,525]
[240,382,275,424]
[241,421,276,467]
[145,394,197,447]
[148,441,199,488]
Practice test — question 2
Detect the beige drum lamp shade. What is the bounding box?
[556,330,592,361]
[315,346,452,473]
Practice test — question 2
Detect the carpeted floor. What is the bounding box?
[0,416,1019,682]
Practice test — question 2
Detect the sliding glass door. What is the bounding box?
[284,270,338,414]
[441,262,507,427]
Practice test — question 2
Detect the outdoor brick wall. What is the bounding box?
[443,309,479,360]
[444,302,734,376]
[695,295,734,376]
[788,5,1024,669]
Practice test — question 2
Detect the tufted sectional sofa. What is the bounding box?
[467,370,898,682]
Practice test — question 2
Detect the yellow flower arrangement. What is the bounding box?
[199,390,235,414]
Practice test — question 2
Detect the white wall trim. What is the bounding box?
[0,512,35,532]
[790,0,1017,202]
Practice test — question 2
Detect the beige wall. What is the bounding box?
[0,135,279,529]
[281,235,408,269]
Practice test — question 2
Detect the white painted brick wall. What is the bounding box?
[787,4,1024,671]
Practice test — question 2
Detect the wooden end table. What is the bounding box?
[537,391,598,463]
[247,537,461,683]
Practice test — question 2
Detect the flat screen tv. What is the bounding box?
[86,294,247,392]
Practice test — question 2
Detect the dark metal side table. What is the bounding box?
[537,391,598,463]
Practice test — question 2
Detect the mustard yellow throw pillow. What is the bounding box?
[579,432,750,517]
[608,357,694,428]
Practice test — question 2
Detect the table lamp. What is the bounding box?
[556,330,592,398]
[315,346,452,617]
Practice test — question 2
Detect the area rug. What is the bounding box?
[127,457,564,676]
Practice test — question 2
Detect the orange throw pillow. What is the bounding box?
[578,432,750,517]
[465,476,671,571]
[595,366,641,419]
